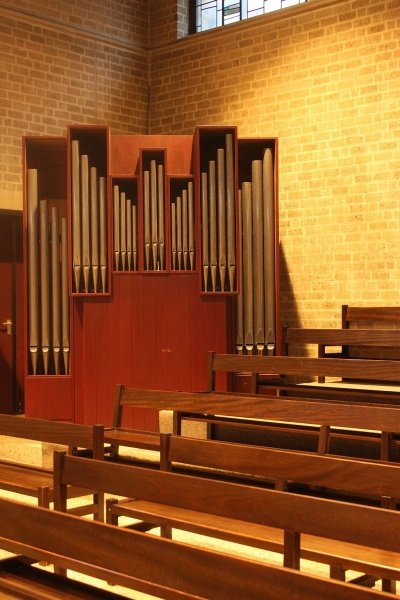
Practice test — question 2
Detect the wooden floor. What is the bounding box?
[0,438,396,598]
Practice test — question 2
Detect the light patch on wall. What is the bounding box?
[0,190,22,212]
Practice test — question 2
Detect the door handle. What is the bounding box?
[1,320,12,335]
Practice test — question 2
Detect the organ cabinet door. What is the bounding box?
[23,127,279,423]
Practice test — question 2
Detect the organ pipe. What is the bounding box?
[263,148,276,352]
[236,190,244,354]
[176,194,182,270]
[120,191,127,271]
[71,140,81,293]
[144,170,150,270]
[90,167,99,292]
[226,134,236,292]
[158,164,165,270]
[113,184,120,271]
[51,207,61,375]
[241,182,254,354]
[201,172,209,289]
[99,177,107,291]
[188,181,195,271]
[39,199,50,374]
[61,217,70,374]
[27,169,39,375]
[252,160,265,354]
[132,202,137,271]
[209,160,217,292]
[182,189,188,270]
[171,200,177,270]
[126,197,132,271]
[150,160,158,270]
[81,155,90,293]
[217,148,227,292]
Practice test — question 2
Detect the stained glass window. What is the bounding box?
[194,0,308,32]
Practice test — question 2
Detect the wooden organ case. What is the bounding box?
[23,126,280,426]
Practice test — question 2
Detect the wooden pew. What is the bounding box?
[52,452,400,593]
[281,326,400,382]
[157,434,400,506]
[341,306,400,361]
[343,306,400,328]
[282,326,400,359]
[105,386,400,461]
[208,351,400,403]
[0,498,389,600]
[0,414,104,518]
[105,384,161,462]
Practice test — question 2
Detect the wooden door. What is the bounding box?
[0,211,23,414]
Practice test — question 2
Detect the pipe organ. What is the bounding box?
[23,126,279,422]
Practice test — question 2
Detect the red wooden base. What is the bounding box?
[24,273,231,428]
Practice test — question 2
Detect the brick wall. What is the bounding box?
[0,1,149,210]
[149,0,400,329]
[1,0,399,329]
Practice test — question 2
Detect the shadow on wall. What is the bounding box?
[279,241,302,330]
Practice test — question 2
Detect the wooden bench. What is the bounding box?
[343,306,400,328]
[341,306,400,361]
[0,414,104,518]
[0,498,388,600]
[52,451,400,593]
[106,386,400,461]
[282,326,400,359]
[158,434,400,506]
[208,351,400,403]
[281,326,400,383]
[103,384,161,462]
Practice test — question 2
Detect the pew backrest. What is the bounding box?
[283,327,400,354]
[108,385,400,459]
[343,305,400,328]
[207,351,400,401]
[281,327,400,376]
[53,452,400,562]
[161,434,400,502]
[0,414,104,459]
[0,497,390,600]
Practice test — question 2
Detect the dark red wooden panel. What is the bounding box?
[24,376,73,420]
[110,135,194,177]
[73,273,232,429]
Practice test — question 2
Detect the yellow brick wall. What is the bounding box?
[1,0,399,329]
[0,2,149,210]
[149,0,400,328]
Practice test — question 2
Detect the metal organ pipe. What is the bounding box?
[27,169,39,375]
[99,177,107,291]
[39,199,50,374]
[90,167,99,291]
[263,148,276,352]
[51,207,61,375]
